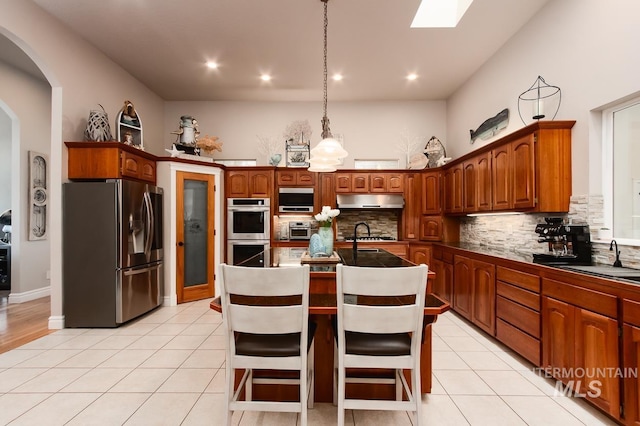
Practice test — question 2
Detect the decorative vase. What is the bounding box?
[308,233,325,257]
[269,153,282,166]
[84,105,112,142]
[318,226,334,255]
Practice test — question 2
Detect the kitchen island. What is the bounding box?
[210,247,449,403]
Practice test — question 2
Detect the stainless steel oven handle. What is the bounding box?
[124,263,161,276]
[228,207,270,212]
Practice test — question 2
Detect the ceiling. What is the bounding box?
[18,0,550,102]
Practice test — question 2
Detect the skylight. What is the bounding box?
[411,0,473,28]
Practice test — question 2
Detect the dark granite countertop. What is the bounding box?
[336,248,415,267]
[436,242,536,264]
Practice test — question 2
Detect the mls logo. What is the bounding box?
[554,380,602,398]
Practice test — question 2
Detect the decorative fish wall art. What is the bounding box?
[470,108,509,143]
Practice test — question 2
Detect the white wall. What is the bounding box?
[446,0,640,198]
[164,101,447,168]
[0,60,51,296]
[0,107,10,211]
[0,0,166,326]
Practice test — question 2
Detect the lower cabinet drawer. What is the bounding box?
[496,318,540,366]
[496,296,540,338]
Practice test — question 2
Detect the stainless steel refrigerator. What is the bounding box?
[63,180,163,327]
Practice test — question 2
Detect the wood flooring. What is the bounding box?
[0,295,53,354]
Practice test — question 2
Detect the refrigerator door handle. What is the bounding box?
[143,191,154,259]
[123,263,161,276]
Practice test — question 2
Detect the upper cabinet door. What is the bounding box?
[491,145,511,211]
[226,170,250,198]
[351,173,369,193]
[476,152,492,211]
[511,135,536,210]
[463,161,477,213]
[335,173,352,193]
[421,171,441,215]
[248,171,272,198]
[370,174,387,192]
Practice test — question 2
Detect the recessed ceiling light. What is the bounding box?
[260,74,272,82]
[332,73,343,81]
[407,73,418,81]
[411,0,473,28]
[206,61,219,69]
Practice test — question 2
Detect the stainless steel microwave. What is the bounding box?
[278,188,314,213]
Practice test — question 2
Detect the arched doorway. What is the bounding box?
[0,28,63,329]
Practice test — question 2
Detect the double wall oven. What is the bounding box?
[227,198,270,267]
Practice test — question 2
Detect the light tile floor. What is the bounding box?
[0,299,618,425]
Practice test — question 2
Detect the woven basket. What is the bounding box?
[84,104,112,142]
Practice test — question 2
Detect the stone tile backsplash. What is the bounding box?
[274,210,400,241]
[459,195,640,268]
[335,210,400,240]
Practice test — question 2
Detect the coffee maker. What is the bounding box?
[533,217,592,265]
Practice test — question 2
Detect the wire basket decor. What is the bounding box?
[84,104,112,142]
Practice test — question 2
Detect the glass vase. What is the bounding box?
[318,226,334,255]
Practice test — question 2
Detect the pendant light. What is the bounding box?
[308,0,348,172]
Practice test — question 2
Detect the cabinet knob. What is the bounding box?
[177,241,184,247]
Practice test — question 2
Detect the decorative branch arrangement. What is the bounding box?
[395,130,425,167]
[283,120,312,144]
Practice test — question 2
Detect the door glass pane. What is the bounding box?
[183,179,208,287]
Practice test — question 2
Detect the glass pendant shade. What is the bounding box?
[308,153,340,172]
[310,137,348,159]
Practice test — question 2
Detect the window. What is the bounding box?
[602,96,640,244]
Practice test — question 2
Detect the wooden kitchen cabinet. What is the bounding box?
[318,173,336,209]
[622,299,640,425]
[370,173,404,193]
[276,169,316,186]
[402,173,420,240]
[471,259,496,335]
[336,172,403,193]
[443,164,463,214]
[453,256,473,320]
[453,255,495,335]
[421,171,441,215]
[335,172,368,193]
[511,134,536,209]
[409,244,431,267]
[225,168,273,198]
[351,173,369,192]
[495,266,541,365]
[66,142,157,183]
[476,151,492,211]
[491,144,511,210]
[462,160,477,212]
[431,257,453,304]
[419,216,442,241]
[542,278,620,419]
[442,121,574,215]
[463,152,492,213]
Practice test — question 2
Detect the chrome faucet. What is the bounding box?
[610,239,623,267]
[353,222,370,253]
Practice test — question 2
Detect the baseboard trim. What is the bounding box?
[48,315,65,330]
[8,286,50,304]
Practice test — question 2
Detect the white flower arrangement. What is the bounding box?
[315,205,340,227]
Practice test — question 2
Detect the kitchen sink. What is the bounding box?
[560,264,640,282]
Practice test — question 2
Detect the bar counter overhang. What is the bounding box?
[210,247,450,403]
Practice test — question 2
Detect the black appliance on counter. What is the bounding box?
[533,217,592,265]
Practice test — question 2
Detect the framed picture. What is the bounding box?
[28,151,48,240]
[285,140,310,167]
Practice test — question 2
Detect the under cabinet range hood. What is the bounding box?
[336,194,405,209]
